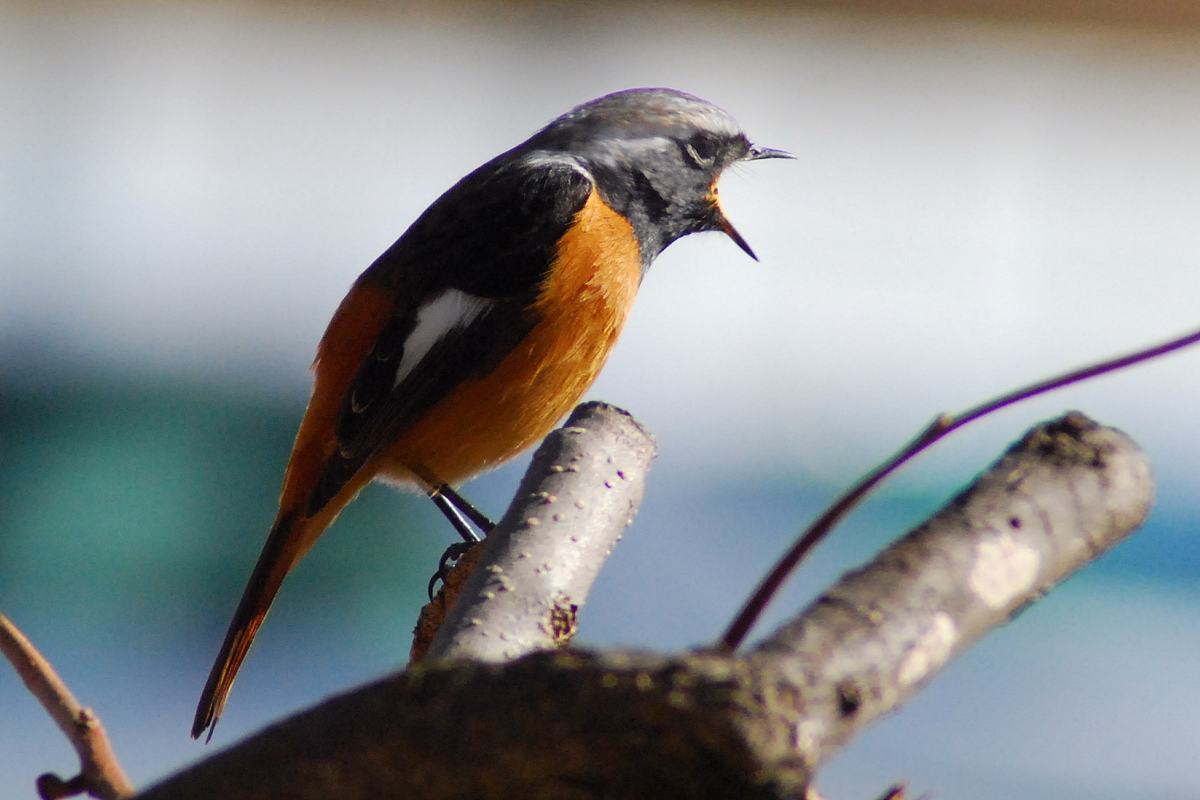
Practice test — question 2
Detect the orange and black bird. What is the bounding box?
[192,87,790,739]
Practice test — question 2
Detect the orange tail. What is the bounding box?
[190,460,371,740]
[191,509,308,740]
[192,280,398,739]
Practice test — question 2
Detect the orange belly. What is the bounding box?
[379,190,643,488]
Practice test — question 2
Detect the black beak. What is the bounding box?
[712,144,791,259]
[745,145,795,161]
[720,216,758,261]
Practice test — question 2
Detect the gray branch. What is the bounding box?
[738,410,1155,784]
[424,401,656,662]
[137,412,1152,800]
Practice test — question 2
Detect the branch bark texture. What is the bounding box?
[741,410,1155,777]
[138,413,1152,800]
[424,401,656,662]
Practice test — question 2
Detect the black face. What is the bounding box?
[521,88,790,265]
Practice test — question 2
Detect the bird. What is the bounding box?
[192,87,791,740]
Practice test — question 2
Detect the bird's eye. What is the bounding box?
[684,134,719,168]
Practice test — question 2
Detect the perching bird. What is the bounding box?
[192,87,791,739]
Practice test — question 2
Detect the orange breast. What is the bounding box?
[381,189,643,487]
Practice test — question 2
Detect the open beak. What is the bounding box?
[720,216,758,261]
[710,145,792,260]
[744,144,795,161]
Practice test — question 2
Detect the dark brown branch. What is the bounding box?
[719,323,1200,650]
[135,413,1151,800]
[0,612,134,800]
[421,401,656,663]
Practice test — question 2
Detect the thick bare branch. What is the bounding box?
[737,411,1154,782]
[0,613,133,800]
[135,413,1151,800]
[422,401,656,663]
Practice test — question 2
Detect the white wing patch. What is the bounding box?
[522,151,595,183]
[393,289,495,387]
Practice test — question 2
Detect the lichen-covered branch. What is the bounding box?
[136,413,1152,800]
[0,612,133,800]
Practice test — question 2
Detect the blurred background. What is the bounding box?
[3,1,1200,797]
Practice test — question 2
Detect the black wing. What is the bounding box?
[304,158,593,514]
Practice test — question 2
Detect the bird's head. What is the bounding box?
[525,88,792,263]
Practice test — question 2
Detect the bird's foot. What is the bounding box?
[427,540,480,600]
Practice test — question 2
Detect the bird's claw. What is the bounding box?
[427,541,479,600]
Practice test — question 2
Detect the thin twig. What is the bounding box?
[0,612,134,800]
[719,322,1200,650]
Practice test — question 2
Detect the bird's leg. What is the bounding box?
[428,488,484,543]
[435,483,496,534]
[426,485,491,599]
